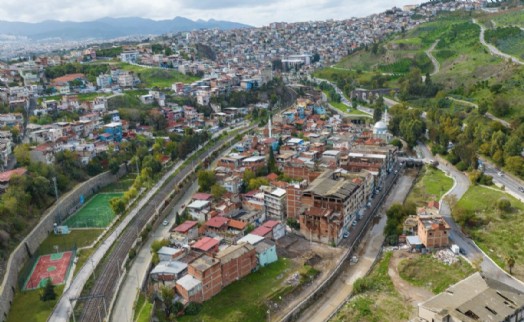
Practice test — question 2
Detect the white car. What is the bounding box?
[162,220,169,226]
[497,171,504,177]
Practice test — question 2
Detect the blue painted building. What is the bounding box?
[255,240,278,267]
[314,106,326,115]
[101,122,123,142]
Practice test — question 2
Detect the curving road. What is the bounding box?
[425,39,440,76]
[418,142,524,292]
[473,18,524,65]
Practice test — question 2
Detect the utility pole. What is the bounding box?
[52,177,59,201]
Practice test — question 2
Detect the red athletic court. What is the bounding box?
[24,251,73,290]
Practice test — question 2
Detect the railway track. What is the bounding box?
[78,133,244,322]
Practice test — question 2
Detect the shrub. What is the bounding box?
[496,198,511,212]
[185,302,202,315]
[456,161,468,171]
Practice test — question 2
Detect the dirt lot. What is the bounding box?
[388,250,434,317]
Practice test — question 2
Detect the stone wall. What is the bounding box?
[0,165,126,322]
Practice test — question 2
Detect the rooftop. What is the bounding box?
[150,260,188,276]
[215,243,255,264]
[305,170,359,199]
[237,234,265,245]
[173,220,198,233]
[192,237,220,252]
[206,216,229,228]
[176,274,202,291]
[420,272,524,321]
[190,255,219,272]
[0,167,27,182]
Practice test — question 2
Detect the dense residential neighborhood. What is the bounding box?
[1,0,524,321]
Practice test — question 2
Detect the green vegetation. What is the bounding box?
[134,293,153,322]
[179,259,293,322]
[485,26,524,59]
[384,203,416,245]
[333,252,411,322]
[118,63,199,88]
[453,185,524,278]
[64,193,123,228]
[489,8,524,28]
[6,285,64,322]
[44,63,110,83]
[406,166,453,206]
[96,46,123,58]
[398,255,475,293]
[39,230,102,252]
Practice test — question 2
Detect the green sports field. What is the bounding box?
[64,193,122,228]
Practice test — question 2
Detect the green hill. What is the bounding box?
[317,9,524,121]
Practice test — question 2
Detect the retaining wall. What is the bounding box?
[0,165,126,322]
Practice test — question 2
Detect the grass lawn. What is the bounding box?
[332,252,412,322]
[73,247,96,276]
[119,63,199,88]
[179,258,294,322]
[398,255,475,294]
[64,193,122,228]
[134,294,153,322]
[406,166,453,207]
[7,285,64,322]
[455,185,524,279]
[38,229,102,254]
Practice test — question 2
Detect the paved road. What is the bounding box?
[418,142,524,292]
[297,171,415,322]
[311,77,373,116]
[111,182,198,322]
[479,158,524,202]
[445,96,511,128]
[425,39,440,76]
[473,18,524,65]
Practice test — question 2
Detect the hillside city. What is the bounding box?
[0,0,524,322]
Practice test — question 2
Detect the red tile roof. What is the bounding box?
[206,216,229,228]
[228,219,247,230]
[428,201,439,209]
[266,173,278,181]
[251,226,272,237]
[263,220,280,229]
[192,237,219,252]
[173,220,198,233]
[0,168,27,182]
[192,193,213,201]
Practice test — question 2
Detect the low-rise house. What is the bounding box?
[150,260,188,282]
[187,200,211,222]
[158,246,184,262]
[176,274,203,303]
[192,237,220,254]
[171,220,199,242]
[205,216,229,235]
[0,167,27,192]
[255,240,278,268]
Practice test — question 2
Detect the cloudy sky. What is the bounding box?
[0,0,424,26]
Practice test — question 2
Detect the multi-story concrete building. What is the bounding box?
[261,185,286,220]
[417,216,450,249]
[187,255,222,301]
[299,170,364,245]
[216,244,257,287]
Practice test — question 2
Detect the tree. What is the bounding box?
[268,148,278,174]
[14,144,31,166]
[390,138,403,149]
[496,198,511,212]
[211,184,227,201]
[160,286,175,318]
[197,170,216,192]
[109,197,126,215]
[248,177,269,191]
[40,279,56,301]
[491,97,510,117]
[373,107,383,123]
[506,255,516,275]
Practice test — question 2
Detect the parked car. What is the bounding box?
[518,186,524,193]
[497,171,504,177]
[352,221,357,226]
[162,220,169,226]
[343,232,350,238]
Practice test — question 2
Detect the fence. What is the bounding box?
[0,165,126,322]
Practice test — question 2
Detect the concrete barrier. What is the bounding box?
[0,165,126,322]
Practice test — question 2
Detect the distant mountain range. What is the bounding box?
[0,17,251,41]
